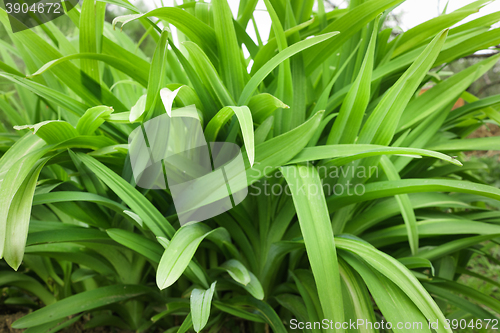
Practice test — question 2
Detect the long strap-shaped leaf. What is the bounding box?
[80,0,100,82]
[281,165,344,333]
[76,153,175,238]
[182,41,235,107]
[337,259,377,333]
[340,253,432,333]
[262,0,292,135]
[327,16,379,145]
[145,29,169,119]
[213,0,246,101]
[364,219,500,247]
[303,0,405,73]
[0,9,126,111]
[12,285,151,329]
[288,145,462,166]
[214,296,287,333]
[398,53,500,132]
[358,29,448,146]
[336,238,452,333]
[112,7,218,64]
[327,179,500,212]
[156,223,225,290]
[238,32,339,105]
[380,156,419,255]
[28,53,149,87]
[0,73,88,116]
[204,106,255,166]
[0,271,55,306]
[345,193,478,235]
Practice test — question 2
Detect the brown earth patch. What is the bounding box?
[467,123,500,160]
[0,312,24,333]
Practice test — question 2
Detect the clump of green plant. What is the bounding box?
[1,0,500,332]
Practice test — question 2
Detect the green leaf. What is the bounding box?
[0,73,88,116]
[423,282,497,320]
[248,93,289,124]
[341,253,432,333]
[238,32,339,105]
[182,41,235,107]
[24,243,115,276]
[113,7,217,63]
[262,0,292,135]
[213,300,265,323]
[106,228,163,262]
[157,236,210,289]
[327,179,500,212]
[241,271,264,300]
[346,193,476,235]
[274,294,310,332]
[380,155,419,255]
[289,269,324,326]
[213,0,246,100]
[254,116,274,145]
[75,153,175,238]
[14,121,79,145]
[419,234,500,261]
[76,106,114,135]
[0,271,55,305]
[80,0,100,82]
[0,133,45,180]
[311,40,361,116]
[399,257,435,275]
[280,165,344,331]
[27,53,149,87]
[4,160,47,269]
[129,94,147,123]
[364,219,500,248]
[27,228,109,245]
[358,29,448,145]
[157,224,222,290]
[288,145,462,166]
[327,16,379,145]
[12,285,150,329]
[427,136,500,151]
[0,144,50,261]
[392,6,480,57]
[337,238,451,333]
[176,313,193,333]
[399,54,500,132]
[191,281,217,332]
[0,11,126,111]
[215,297,287,333]
[428,278,500,314]
[145,29,169,116]
[220,259,251,285]
[337,258,377,332]
[303,0,405,72]
[204,106,255,166]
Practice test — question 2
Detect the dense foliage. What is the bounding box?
[1,0,500,332]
